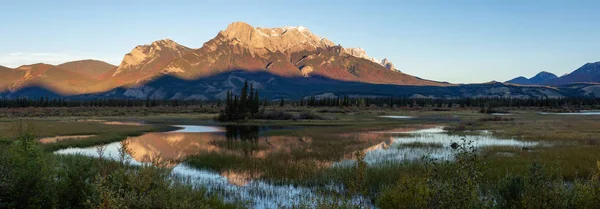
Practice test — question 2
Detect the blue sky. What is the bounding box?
[1,0,599,83]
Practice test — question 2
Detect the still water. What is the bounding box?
[538,110,600,115]
[56,124,536,208]
[55,125,329,208]
[362,127,536,164]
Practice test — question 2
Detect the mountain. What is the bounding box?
[3,21,599,99]
[14,63,104,95]
[111,39,192,85]
[549,62,600,85]
[160,22,438,86]
[0,22,441,97]
[0,60,119,94]
[0,65,24,91]
[508,62,600,86]
[529,71,558,84]
[344,48,398,71]
[506,71,557,85]
[57,59,116,80]
[506,76,530,85]
[2,71,578,100]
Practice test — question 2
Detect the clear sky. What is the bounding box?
[1,0,599,83]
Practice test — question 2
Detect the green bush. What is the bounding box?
[0,123,55,208]
[0,123,241,209]
[376,176,431,209]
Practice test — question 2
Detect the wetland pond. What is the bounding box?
[55,123,538,208]
[538,110,600,115]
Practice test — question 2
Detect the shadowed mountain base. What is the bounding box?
[1,70,594,100]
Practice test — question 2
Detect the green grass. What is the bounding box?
[0,130,243,209]
[41,124,177,151]
[0,107,599,208]
[0,119,178,151]
[3,108,600,207]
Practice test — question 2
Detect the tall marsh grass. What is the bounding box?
[0,123,242,208]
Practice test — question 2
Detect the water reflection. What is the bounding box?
[538,111,600,115]
[54,125,334,208]
[378,115,413,119]
[54,124,536,208]
[55,125,306,167]
[119,125,306,166]
[339,127,539,166]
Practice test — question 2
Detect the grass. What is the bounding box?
[443,112,600,180]
[2,107,600,207]
[0,119,178,151]
[0,128,243,209]
[209,140,270,152]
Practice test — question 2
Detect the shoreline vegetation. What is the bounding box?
[1,96,600,208]
[2,123,600,208]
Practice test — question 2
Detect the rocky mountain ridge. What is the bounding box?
[1,22,599,99]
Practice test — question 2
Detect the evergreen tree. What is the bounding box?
[233,95,239,120]
[240,81,248,117]
[252,91,259,115]
[249,84,255,116]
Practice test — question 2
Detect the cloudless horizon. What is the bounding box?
[1,0,599,83]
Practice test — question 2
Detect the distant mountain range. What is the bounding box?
[506,71,558,85]
[506,62,600,87]
[1,22,600,99]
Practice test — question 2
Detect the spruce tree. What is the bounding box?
[249,84,254,116]
[225,91,231,120]
[233,95,239,120]
[252,91,259,115]
[240,81,248,117]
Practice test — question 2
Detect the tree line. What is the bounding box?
[0,96,211,108]
[291,96,600,109]
[217,81,260,121]
[1,94,599,109]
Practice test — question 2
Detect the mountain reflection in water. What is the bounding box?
[54,125,328,208]
[126,125,309,167]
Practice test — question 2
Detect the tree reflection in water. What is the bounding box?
[224,125,262,156]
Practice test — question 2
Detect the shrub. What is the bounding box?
[296,111,325,120]
[254,110,295,120]
[0,123,56,208]
[376,176,431,209]
[0,123,240,209]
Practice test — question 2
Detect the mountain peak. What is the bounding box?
[219,22,334,54]
[222,22,254,34]
[57,59,117,80]
[531,71,558,81]
[577,61,600,74]
[16,63,53,70]
[113,39,191,77]
[506,71,557,85]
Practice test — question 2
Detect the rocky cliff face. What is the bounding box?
[379,58,396,71]
[112,39,192,85]
[161,22,433,86]
[0,22,444,97]
[219,22,335,55]
[344,48,398,71]
[0,65,24,91]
